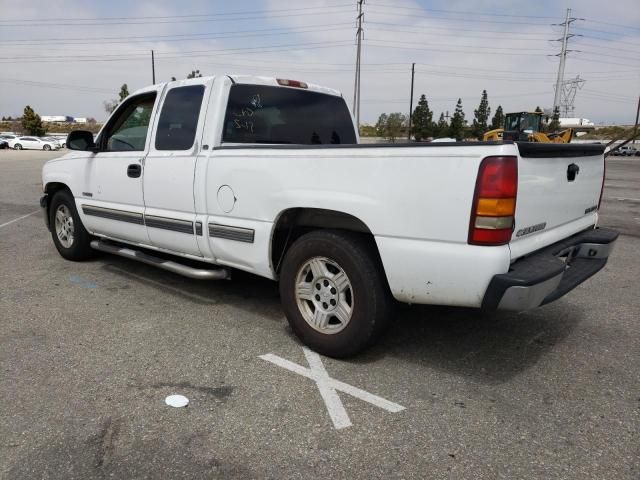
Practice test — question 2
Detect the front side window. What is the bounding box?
[155,85,205,150]
[102,93,157,152]
[222,84,356,145]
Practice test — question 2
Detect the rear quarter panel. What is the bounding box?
[197,144,518,306]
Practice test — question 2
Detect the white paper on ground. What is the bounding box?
[165,394,189,408]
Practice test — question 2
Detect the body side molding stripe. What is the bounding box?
[209,223,255,243]
[145,215,194,234]
[82,205,196,234]
[81,205,144,225]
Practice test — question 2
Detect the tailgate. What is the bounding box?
[510,142,605,260]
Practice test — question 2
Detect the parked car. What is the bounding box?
[9,136,60,150]
[42,136,64,148]
[0,139,8,149]
[40,75,618,357]
[0,134,19,142]
[615,145,637,156]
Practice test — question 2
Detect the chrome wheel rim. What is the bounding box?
[295,256,353,334]
[55,205,74,248]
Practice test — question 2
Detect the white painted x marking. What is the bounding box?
[259,347,405,430]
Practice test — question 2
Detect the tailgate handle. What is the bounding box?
[567,163,579,182]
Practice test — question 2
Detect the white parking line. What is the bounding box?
[0,210,39,229]
[260,347,405,430]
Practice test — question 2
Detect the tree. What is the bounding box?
[21,105,45,136]
[187,70,202,79]
[104,83,130,114]
[385,112,406,143]
[118,84,129,101]
[448,98,466,141]
[472,90,491,139]
[375,113,388,137]
[411,94,434,141]
[548,106,561,132]
[534,106,543,114]
[491,105,505,129]
[434,112,448,138]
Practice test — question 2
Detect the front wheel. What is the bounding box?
[14,144,22,150]
[279,230,392,358]
[43,144,51,151]
[49,190,94,261]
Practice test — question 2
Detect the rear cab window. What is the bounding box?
[155,85,205,151]
[222,84,356,145]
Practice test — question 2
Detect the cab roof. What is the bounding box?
[131,75,343,98]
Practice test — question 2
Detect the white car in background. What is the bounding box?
[9,136,60,151]
[42,136,65,148]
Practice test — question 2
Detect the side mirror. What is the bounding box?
[67,130,98,152]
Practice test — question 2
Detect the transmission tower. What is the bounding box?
[353,0,364,128]
[552,8,582,113]
[558,75,586,116]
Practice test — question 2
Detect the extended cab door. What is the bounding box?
[143,78,213,257]
[79,87,161,244]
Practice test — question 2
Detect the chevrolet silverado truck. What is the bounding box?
[41,75,618,357]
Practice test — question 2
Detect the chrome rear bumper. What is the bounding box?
[482,227,618,311]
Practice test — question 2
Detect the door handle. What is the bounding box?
[127,164,142,178]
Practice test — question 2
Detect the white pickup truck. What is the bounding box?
[41,75,618,357]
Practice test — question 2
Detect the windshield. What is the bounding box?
[222,84,356,145]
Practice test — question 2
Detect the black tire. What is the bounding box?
[14,144,22,150]
[279,230,392,358]
[49,189,94,261]
[43,144,51,151]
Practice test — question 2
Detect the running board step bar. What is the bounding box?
[90,240,230,280]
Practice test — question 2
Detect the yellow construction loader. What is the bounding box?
[483,111,573,143]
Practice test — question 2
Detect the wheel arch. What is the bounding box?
[270,207,386,277]
[43,182,72,219]
[44,181,72,197]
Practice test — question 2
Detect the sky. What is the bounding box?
[0,0,638,125]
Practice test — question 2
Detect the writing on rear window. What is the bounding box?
[222,84,356,145]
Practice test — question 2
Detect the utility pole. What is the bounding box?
[407,63,415,141]
[151,50,156,84]
[552,8,580,113]
[353,0,364,128]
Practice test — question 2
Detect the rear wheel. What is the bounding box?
[49,189,94,261]
[279,230,392,358]
[14,144,22,150]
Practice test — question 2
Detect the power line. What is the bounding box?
[2,24,354,47]
[367,2,556,19]
[0,78,113,94]
[0,8,354,27]
[0,4,352,23]
[363,41,551,57]
[367,21,551,37]
[0,40,356,63]
[366,8,551,26]
[583,19,640,31]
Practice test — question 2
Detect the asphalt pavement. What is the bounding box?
[0,149,638,479]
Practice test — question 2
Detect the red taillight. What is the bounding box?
[469,156,518,246]
[276,78,308,89]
